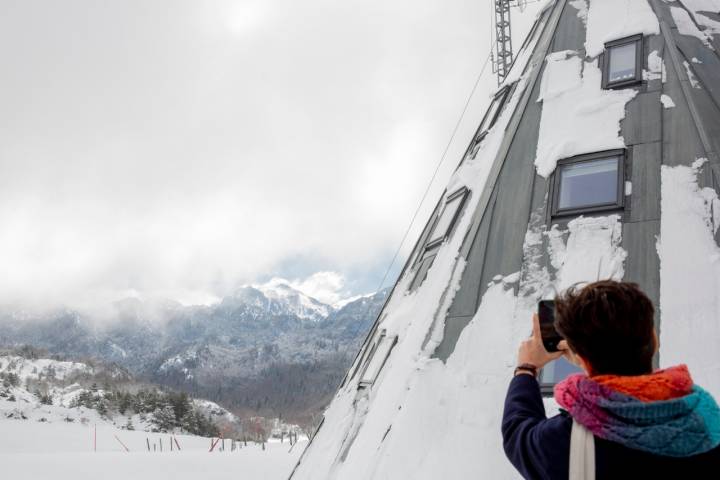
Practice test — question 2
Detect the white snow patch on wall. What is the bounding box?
[625,180,633,195]
[569,0,588,24]
[585,0,659,57]
[518,209,554,303]
[659,160,720,400]
[661,94,676,108]
[538,51,582,101]
[547,215,626,291]
[520,212,627,309]
[535,56,636,177]
[503,272,521,284]
[644,50,665,82]
[683,60,702,88]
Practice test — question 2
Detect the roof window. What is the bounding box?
[425,187,469,250]
[602,35,643,89]
[551,150,625,217]
[467,85,512,158]
[358,330,398,388]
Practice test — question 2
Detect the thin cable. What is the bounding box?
[373,48,495,294]
[372,0,544,295]
[338,46,496,394]
[337,31,498,404]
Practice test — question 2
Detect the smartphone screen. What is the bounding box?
[538,300,562,352]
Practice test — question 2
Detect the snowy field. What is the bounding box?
[0,419,305,479]
[0,354,306,479]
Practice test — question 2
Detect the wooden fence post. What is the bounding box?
[209,437,221,452]
[114,435,130,452]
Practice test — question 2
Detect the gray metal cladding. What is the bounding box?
[423,0,720,359]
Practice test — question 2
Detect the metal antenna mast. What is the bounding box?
[491,0,527,85]
[493,0,513,85]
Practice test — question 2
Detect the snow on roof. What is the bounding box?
[679,0,720,37]
[670,5,713,46]
[585,0,659,58]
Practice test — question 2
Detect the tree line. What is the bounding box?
[70,385,220,437]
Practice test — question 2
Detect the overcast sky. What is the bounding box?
[0,0,541,310]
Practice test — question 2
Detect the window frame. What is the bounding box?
[539,357,584,396]
[466,85,513,159]
[357,330,398,389]
[550,149,626,218]
[601,34,643,89]
[424,187,470,251]
[347,325,378,383]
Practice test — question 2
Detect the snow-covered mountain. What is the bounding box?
[246,279,334,321]
[0,287,388,422]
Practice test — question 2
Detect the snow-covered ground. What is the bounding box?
[0,354,305,479]
[0,419,305,480]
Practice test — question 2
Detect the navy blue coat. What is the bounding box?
[501,374,720,479]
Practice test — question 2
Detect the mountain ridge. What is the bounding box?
[0,285,388,423]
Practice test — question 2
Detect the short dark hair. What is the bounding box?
[554,280,655,376]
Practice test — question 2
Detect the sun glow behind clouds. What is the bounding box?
[0,0,532,311]
[226,2,270,35]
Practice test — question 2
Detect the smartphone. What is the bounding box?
[538,300,562,352]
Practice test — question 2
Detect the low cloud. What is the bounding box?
[257,272,351,307]
[0,1,542,312]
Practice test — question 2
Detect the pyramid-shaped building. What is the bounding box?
[290,0,720,478]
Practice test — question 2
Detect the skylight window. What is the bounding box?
[602,35,643,89]
[425,187,469,249]
[551,150,625,217]
[467,85,512,158]
[358,331,397,388]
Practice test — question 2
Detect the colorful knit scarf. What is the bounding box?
[554,365,720,457]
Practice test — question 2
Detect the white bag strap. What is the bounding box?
[569,419,595,480]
